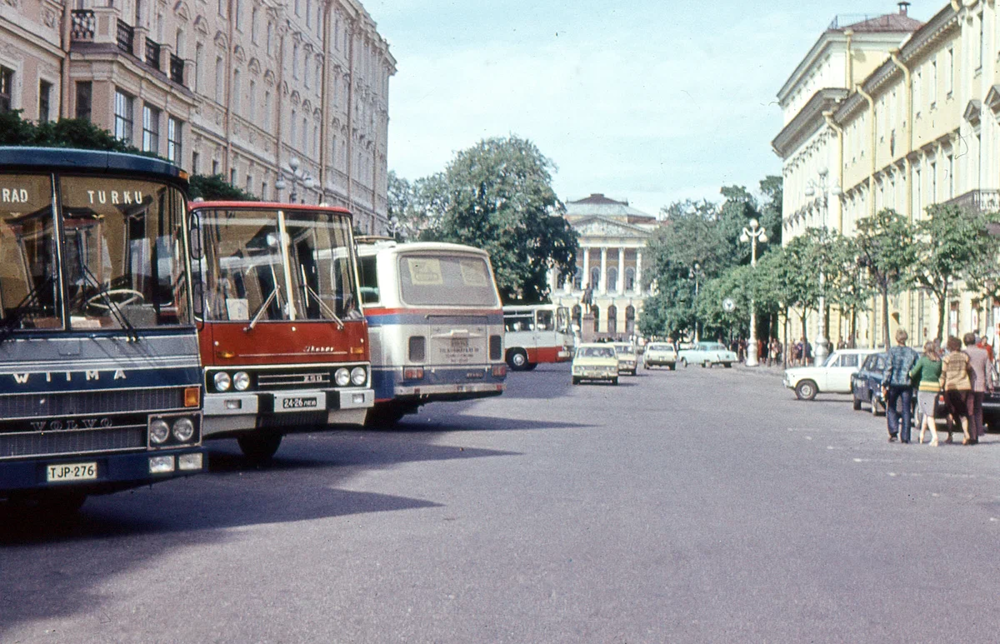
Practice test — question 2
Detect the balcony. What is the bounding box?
[169,54,184,85]
[946,190,1000,214]
[70,10,95,41]
[116,19,134,56]
[145,37,161,71]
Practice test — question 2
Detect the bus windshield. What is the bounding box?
[0,173,191,332]
[198,208,358,322]
[398,253,498,307]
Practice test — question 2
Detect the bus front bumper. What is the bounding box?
[203,389,374,435]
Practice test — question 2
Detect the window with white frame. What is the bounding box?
[233,70,241,115]
[930,59,937,107]
[293,43,299,79]
[251,7,258,42]
[142,103,160,153]
[248,80,256,123]
[167,117,182,164]
[264,90,271,129]
[215,55,224,102]
[0,66,13,113]
[38,80,51,123]
[947,47,954,96]
[114,89,134,144]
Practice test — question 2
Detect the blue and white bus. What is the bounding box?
[0,148,205,511]
[356,240,507,425]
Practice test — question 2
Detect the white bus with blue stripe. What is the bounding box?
[356,240,507,425]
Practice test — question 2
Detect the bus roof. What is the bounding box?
[0,146,186,180]
[190,200,352,216]
[355,240,490,258]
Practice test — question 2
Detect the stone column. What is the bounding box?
[636,249,643,293]
[618,248,625,294]
[600,247,608,294]
[582,247,590,288]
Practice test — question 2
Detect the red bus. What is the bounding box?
[189,201,374,462]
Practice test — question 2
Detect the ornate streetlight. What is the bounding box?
[274,157,315,204]
[804,168,842,365]
[740,218,767,367]
[387,215,408,240]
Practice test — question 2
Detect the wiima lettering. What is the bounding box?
[6,370,129,384]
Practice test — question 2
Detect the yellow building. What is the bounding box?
[0,0,395,233]
[774,1,1000,349]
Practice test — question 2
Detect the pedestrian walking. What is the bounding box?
[883,329,919,443]
[803,338,813,365]
[909,341,943,446]
[941,336,975,445]
[964,332,993,439]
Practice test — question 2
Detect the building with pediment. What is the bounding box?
[0,0,395,233]
[547,193,658,339]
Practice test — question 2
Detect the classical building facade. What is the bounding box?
[547,194,657,339]
[774,1,1000,348]
[0,0,395,233]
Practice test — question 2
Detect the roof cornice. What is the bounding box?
[772,88,848,158]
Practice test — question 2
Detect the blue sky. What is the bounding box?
[365,1,932,217]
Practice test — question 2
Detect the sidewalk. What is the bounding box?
[735,361,785,378]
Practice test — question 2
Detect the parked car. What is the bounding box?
[783,348,879,400]
[572,343,619,385]
[679,342,737,368]
[851,352,888,415]
[613,342,638,375]
[643,342,678,370]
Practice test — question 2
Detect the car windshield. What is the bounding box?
[703,343,725,351]
[398,253,499,307]
[822,353,838,367]
[579,346,615,358]
[614,344,634,354]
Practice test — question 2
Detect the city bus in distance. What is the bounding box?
[356,239,506,426]
[0,148,206,511]
[502,303,574,370]
[189,201,374,462]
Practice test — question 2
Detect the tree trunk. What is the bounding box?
[936,282,948,342]
[881,286,890,351]
[850,305,857,347]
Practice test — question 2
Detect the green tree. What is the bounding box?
[418,136,578,302]
[189,174,258,201]
[914,203,1000,340]
[855,208,917,349]
[0,110,134,152]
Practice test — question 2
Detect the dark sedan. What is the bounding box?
[852,352,888,415]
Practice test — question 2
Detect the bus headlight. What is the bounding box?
[172,417,195,442]
[335,368,351,387]
[350,366,367,386]
[213,372,232,392]
[149,419,170,445]
[233,371,251,391]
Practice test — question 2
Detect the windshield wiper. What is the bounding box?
[79,265,140,342]
[0,275,54,345]
[244,288,278,332]
[299,266,345,330]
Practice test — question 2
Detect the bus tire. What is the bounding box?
[366,404,408,428]
[524,362,538,371]
[237,433,283,465]
[506,349,529,371]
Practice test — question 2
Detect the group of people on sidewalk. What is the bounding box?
[883,329,994,445]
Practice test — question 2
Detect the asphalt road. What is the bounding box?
[3,363,1000,643]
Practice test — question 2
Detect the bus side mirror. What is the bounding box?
[189,214,203,260]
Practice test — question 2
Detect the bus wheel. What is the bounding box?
[506,349,529,371]
[238,433,283,465]
[524,362,538,371]
[365,404,408,428]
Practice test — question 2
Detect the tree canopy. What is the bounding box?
[405,136,578,303]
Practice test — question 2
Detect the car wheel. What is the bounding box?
[852,395,862,411]
[870,393,881,416]
[668,364,675,371]
[237,432,283,464]
[572,377,580,385]
[723,362,733,368]
[506,349,529,371]
[631,369,637,376]
[794,379,818,401]
[680,358,688,368]
[611,377,619,386]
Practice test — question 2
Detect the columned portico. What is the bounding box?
[599,248,608,294]
[582,247,591,289]
[617,249,625,294]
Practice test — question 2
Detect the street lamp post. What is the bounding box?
[804,169,843,366]
[274,157,315,204]
[689,261,703,343]
[740,218,768,367]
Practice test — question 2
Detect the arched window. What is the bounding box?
[590,267,600,289]
[625,305,636,334]
[572,268,582,290]
[572,304,582,329]
[592,305,600,333]
[607,304,618,335]
[607,267,618,292]
[625,267,636,292]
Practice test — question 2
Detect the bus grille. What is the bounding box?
[0,427,146,459]
[256,371,331,391]
[0,388,186,419]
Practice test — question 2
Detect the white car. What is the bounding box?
[643,342,678,370]
[783,348,879,400]
[678,342,738,368]
[613,343,638,375]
